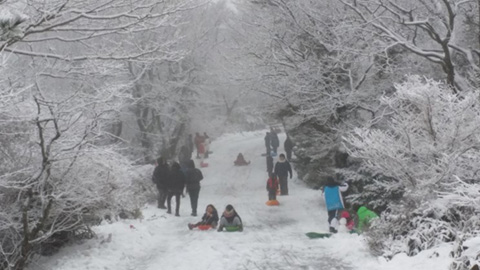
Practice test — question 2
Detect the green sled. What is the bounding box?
[225,226,241,232]
[305,232,332,239]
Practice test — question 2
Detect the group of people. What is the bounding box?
[154,129,378,234]
[265,129,294,200]
[152,158,203,217]
[323,176,379,233]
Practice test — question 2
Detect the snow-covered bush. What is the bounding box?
[344,76,480,257]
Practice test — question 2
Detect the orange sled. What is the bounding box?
[197,225,213,230]
[266,200,280,206]
[200,162,209,168]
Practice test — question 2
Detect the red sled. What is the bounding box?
[200,162,209,168]
[197,225,213,230]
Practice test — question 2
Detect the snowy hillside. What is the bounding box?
[29,131,452,270]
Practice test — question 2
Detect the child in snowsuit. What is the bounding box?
[234,153,250,166]
[340,211,355,231]
[323,176,349,233]
[188,204,219,230]
[218,204,243,232]
[266,173,279,201]
[356,206,379,232]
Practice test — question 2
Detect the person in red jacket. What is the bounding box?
[266,173,279,201]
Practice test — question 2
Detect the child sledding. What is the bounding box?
[234,153,250,166]
[217,205,243,232]
[188,204,219,230]
[265,173,280,206]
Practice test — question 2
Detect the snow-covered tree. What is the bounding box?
[344,75,480,257]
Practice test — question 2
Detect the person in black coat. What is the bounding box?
[187,134,194,156]
[184,160,203,216]
[274,154,293,195]
[152,157,169,209]
[266,154,273,175]
[270,129,280,154]
[264,132,271,155]
[178,145,192,168]
[284,136,294,161]
[188,204,219,230]
[166,162,186,216]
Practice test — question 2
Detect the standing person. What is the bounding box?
[266,173,279,201]
[264,132,271,155]
[178,145,191,169]
[323,176,349,233]
[266,154,274,175]
[152,157,169,209]
[194,132,204,159]
[284,135,294,161]
[218,205,243,232]
[203,132,210,158]
[270,128,280,154]
[166,162,186,216]
[274,154,293,195]
[184,160,203,216]
[187,134,194,157]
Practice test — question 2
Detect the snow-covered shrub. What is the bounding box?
[344,76,480,257]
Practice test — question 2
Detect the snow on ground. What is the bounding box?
[29,131,452,270]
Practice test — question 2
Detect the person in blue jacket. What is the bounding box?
[323,176,348,233]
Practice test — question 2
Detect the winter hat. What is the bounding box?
[341,211,351,219]
[224,205,235,217]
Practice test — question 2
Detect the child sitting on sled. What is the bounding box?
[266,173,279,201]
[188,204,219,230]
[234,153,250,166]
[218,204,243,232]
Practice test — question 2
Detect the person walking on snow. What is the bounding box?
[152,157,169,209]
[187,134,194,157]
[284,136,294,161]
[166,162,186,216]
[194,133,205,159]
[266,154,274,175]
[203,132,210,158]
[264,132,271,155]
[266,173,279,201]
[274,154,292,195]
[184,160,203,216]
[323,176,349,233]
[270,128,280,154]
[188,204,219,230]
[218,204,243,232]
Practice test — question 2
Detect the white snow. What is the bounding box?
[29,131,453,270]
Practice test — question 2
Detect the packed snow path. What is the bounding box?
[30,131,450,270]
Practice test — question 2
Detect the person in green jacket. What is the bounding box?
[356,206,379,232]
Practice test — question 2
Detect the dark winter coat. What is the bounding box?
[152,164,169,189]
[178,145,192,164]
[187,136,194,153]
[266,155,273,173]
[274,160,292,178]
[200,211,219,226]
[264,133,271,148]
[185,167,203,190]
[284,137,293,152]
[166,164,186,193]
[270,132,279,148]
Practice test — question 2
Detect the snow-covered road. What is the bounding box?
[30,131,451,270]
